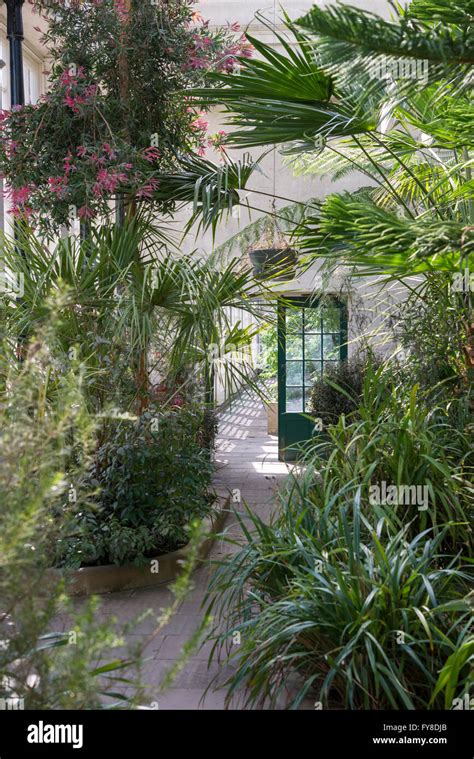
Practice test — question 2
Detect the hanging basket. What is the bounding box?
[248,247,297,281]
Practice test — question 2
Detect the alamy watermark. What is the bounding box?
[368,58,429,85]
[451,268,474,293]
[0,697,24,710]
[27,721,83,750]
[0,268,24,299]
[369,481,429,511]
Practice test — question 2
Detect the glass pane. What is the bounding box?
[305,360,321,384]
[305,334,322,360]
[304,309,321,333]
[323,334,341,360]
[287,335,303,360]
[286,386,303,412]
[286,309,303,334]
[286,361,303,386]
[322,306,341,332]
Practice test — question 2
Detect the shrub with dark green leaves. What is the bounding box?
[56,405,215,567]
[306,363,472,551]
[392,274,467,393]
[309,355,377,426]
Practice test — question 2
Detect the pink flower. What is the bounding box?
[10,205,33,218]
[9,185,32,204]
[114,0,130,21]
[142,146,161,163]
[77,146,88,158]
[230,22,241,32]
[191,56,210,70]
[94,168,128,196]
[102,142,117,159]
[78,206,95,220]
[84,84,98,98]
[136,178,159,199]
[60,66,85,87]
[241,40,254,58]
[48,175,68,198]
[192,116,209,132]
[63,152,75,175]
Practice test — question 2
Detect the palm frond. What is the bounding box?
[297,191,473,277]
[298,3,474,66]
[407,0,474,26]
[187,22,375,151]
[153,153,263,236]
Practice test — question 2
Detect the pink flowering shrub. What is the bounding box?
[0,1,251,231]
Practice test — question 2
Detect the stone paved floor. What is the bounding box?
[78,392,293,709]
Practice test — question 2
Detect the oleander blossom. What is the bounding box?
[6,184,35,218]
[0,2,245,231]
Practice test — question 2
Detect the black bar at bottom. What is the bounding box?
[0,709,471,757]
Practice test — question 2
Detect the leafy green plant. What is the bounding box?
[309,354,377,426]
[205,495,472,710]
[0,315,144,708]
[305,363,472,550]
[257,323,278,380]
[0,0,248,231]
[392,274,467,392]
[55,407,215,567]
[0,219,267,411]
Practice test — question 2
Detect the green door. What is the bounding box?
[278,297,347,461]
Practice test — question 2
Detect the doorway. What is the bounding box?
[277,297,347,461]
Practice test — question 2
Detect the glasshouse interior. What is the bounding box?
[0,0,472,717]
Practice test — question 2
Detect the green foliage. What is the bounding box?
[0,315,144,708]
[298,2,474,66]
[206,496,472,709]
[405,0,474,27]
[0,219,266,412]
[190,20,374,149]
[306,364,472,549]
[190,3,473,290]
[256,323,278,380]
[297,191,472,277]
[204,360,472,709]
[154,152,263,237]
[192,0,474,714]
[309,354,375,426]
[392,274,467,390]
[55,407,215,567]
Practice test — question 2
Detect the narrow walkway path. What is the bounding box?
[93,391,291,709]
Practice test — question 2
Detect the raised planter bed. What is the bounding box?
[46,493,230,596]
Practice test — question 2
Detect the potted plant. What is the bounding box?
[247,221,297,281]
[249,246,298,281]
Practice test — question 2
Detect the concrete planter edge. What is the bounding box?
[46,493,230,597]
